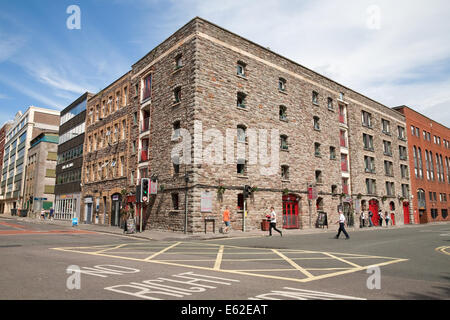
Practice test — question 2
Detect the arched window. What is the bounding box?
[279,105,287,121]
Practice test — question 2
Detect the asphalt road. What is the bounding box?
[0,218,449,300]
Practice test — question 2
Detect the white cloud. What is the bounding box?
[142,0,450,125]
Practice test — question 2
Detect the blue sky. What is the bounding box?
[1,0,449,127]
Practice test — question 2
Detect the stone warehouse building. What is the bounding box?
[81,72,137,226]
[394,106,449,224]
[128,17,412,233]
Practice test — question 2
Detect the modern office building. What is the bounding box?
[125,17,411,233]
[0,121,13,214]
[54,92,93,221]
[394,106,449,224]
[0,107,60,215]
[23,131,59,215]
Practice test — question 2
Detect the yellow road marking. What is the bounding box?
[322,252,361,268]
[271,249,314,278]
[144,242,181,261]
[214,245,225,270]
[435,246,450,256]
[51,241,409,284]
[95,243,128,254]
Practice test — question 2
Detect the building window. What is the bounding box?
[382,119,390,135]
[237,159,246,175]
[401,164,409,179]
[237,61,246,77]
[399,146,408,160]
[415,127,419,137]
[279,105,287,121]
[316,197,324,211]
[401,184,409,198]
[142,74,152,101]
[173,121,181,139]
[312,91,319,105]
[173,155,180,175]
[384,161,394,177]
[365,156,375,173]
[314,143,321,157]
[278,78,286,91]
[363,134,374,151]
[327,97,333,110]
[315,170,323,184]
[330,147,336,160]
[313,116,320,130]
[280,135,288,150]
[385,181,395,196]
[366,178,377,195]
[175,54,183,69]
[133,112,138,125]
[174,87,181,103]
[237,92,246,109]
[361,111,372,128]
[341,154,348,172]
[340,130,347,147]
[172,193,179,210]
[398,126,406,140]
[281,165,289,180]
[342,178,349,194]
[339,104,346,124]
[418,147,424,178]
[383,140,392,156]
[331,185,338,195]
[237,125,246,143]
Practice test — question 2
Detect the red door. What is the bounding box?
[403,202,410,224]
[369,199,379,226]
[283,195,299,229]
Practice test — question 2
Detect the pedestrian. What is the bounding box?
[385,211,390,227]
[335,209,350,239]
[361,210,366,228]
[40,209,45,220]
[268,207,282,237]
[123,212,129,234]
[378,210,384,227]
[49,207,54,220]
[222,206,231,233]
[368,210,374,227]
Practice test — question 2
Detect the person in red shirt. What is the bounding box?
[223,206,231,233]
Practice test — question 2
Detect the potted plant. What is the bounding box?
[357,193,363,199]
[282,188,290,196]
[382,195,387,203]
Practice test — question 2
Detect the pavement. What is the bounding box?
[1,213,444,241]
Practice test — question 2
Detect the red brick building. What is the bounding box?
[394,106,450,223]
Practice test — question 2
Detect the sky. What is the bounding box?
[0,0,449,127]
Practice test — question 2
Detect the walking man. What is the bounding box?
[268,207,282,237]
[378,210,384,227]
[222,206,231,233]
[368,210,374,227]
[385,211,390,227]
[335,209,350,239]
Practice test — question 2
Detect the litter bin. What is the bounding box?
[261,219,270,231]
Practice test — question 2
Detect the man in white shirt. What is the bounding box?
[268,207,282,237]
[335,209,350,239]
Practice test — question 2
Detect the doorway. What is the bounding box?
[403,201,410,224]
[111,194,121,227]
[369,199,379,226]
[282,194,299,229]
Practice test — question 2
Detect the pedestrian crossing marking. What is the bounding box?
[51,241,408,283]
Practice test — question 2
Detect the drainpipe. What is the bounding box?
[184,173,189,234]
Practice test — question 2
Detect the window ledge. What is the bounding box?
[236,106,248,111]
[314,128,321,132]
[173,102,181,107]
[279,118,288,122]
[312,102,319,106]
[327,107,335,112]
[237,175,249,179]
[278,89,288,95]
[281,179,290,183]
[172,66,183,75]
[236,74,247,80]
[280,148,289,152]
